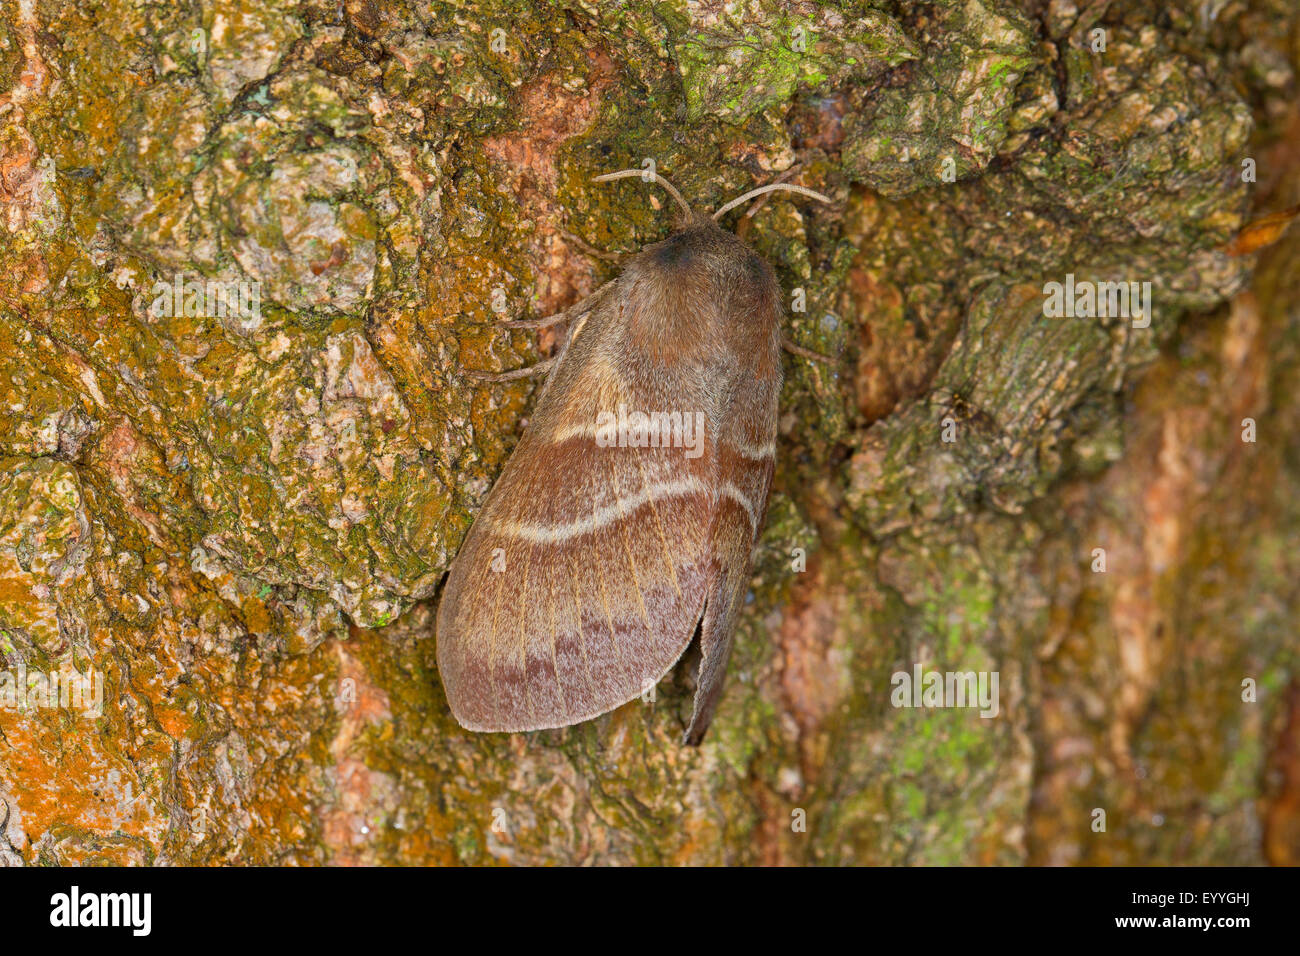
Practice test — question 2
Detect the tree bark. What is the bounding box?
[0,0,1297,865]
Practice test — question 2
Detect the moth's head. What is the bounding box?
[644,218,764,286]
[619,216,781,341]
[594,170,833,322]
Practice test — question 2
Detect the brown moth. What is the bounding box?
[436,170,831,744]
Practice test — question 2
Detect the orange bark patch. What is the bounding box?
[1263,681,1300,865]
[483,50,617,318]
[776,551,853,758]
[321,629,395,864]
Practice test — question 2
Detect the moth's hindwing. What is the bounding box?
[685,377,778,743]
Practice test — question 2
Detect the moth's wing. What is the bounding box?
[683,394,777,745]
[436,291,716,733]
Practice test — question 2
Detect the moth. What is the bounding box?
[437,170,832,744]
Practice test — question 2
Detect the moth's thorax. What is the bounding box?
[620,219,783,375]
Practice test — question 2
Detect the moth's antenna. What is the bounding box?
[712,183,833,221]
[594,169,693,219]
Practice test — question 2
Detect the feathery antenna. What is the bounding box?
[593,169,693,219]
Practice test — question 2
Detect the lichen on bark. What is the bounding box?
[0,0,1297,865]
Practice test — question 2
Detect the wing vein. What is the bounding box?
[488,559,505,715]
[565,555,599,701]
[635,454,682,600]
[518,540,537,725]
[544,552,569,722]
[607,458,652,629]
[591,514,632,683]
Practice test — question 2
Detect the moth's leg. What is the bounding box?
[558,228,622,264]
[781,335,834,365]
[467,303,578,378]
[495,313,570,330]
[497,283,606,330]
[460,357,556,382]
[465,287,606,383]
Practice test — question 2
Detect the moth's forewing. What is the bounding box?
[437,264,714,732]
[437,220,782,742]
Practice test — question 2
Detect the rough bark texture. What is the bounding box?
[0,0,1297,865]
